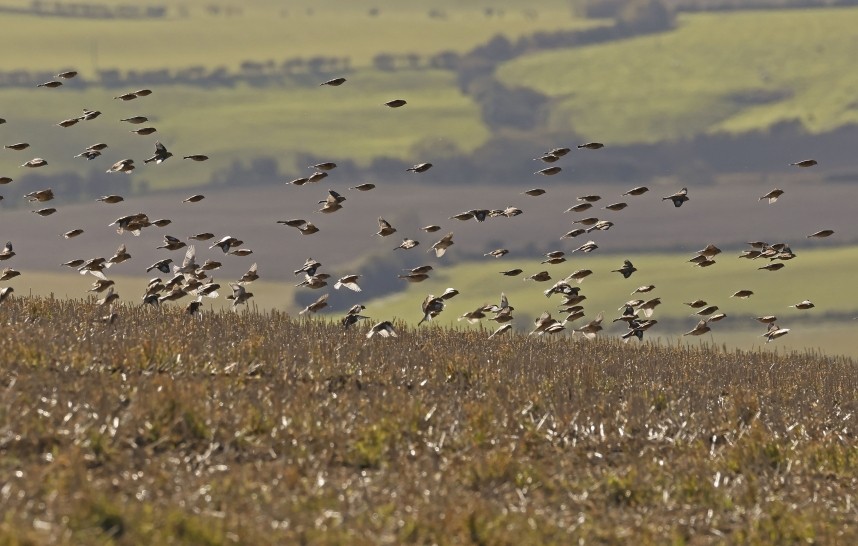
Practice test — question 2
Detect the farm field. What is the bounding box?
[0,297,855,544]
[497,7,858,144]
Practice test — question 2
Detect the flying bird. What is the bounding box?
[663,187,689,207]
[144,141,172,164]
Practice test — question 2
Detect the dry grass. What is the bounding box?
[0,296,856,544]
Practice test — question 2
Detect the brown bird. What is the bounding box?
[530,311,559,335]
[548,147,571,157]
[399,272,429,283]
[622,186,649,196]
[684,300,708,308]
[759,263,785,271]
[575,312,605,339]
[183,155,209,162]
[637,298,662,318]
[227,283,254,308]
[535,166,561,176]
[567,269,593,283]
[428,232,454,257]
[350,183,375,191]
[299,293,330,315]
[731,290,754,299]
[24,188,54,202]
[603,202,628,211]
[484,249,508,258]
[114,92,137,101]
[151,219,172,227]
[88,278,115,293]
[578,142,604,150]
[807,229,834,238]
[663,187,689,207]
[57,71,77,79]
[632,285,656,295]
[0,177,11,184]
[121,116,148,124]
[422,225,442,232]
[334,274,362,292]
[789,300,815,310]
[488,324,513,339]
[759,188,784,204]
[310,162,337,172]
[395,238,419,250]
[308,171,328,183]
[419,295,445,325]
[525,271,551,282]
[38,80,63,88]
[4,143,29,151]
[384,99,407,108]
[144,141,172,164]
[683,320,711,337]
[612,259,637,278]
[366,321,397,339]
[407,163,433,173]
[131,127,157,136]
[277,219,307,228]
[106,243,131,267]
[63,229,84,239]
[96,287,119,307]
[106,159,135,174]
[0,268,20,281]
[534,153,560,163]
[790,159,817,168]
[523,188,546,196]
[578,195,602,202]
[377,217,396,237]
[500,269,523,277]
[21,158,48,168]
[289,177,309,186]
[184,194,205,203]
[97,195,124,204]
[57,118,80,128]
[565,203,592,213]
[134,89,153,97]
[573,217,600,226]
[0,286,13,304]
[695,305,719,317]
[320,77,347,86]
[32,208,57,216]
[298,223,320,235]
[560,229,586,239]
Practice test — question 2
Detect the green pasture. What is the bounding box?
[497,8,858,144]
[352,245,858,356]
[0,2,597,72]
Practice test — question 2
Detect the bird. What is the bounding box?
[21,158,48,168]
[114,92,137,101]
[37,80,63,88]
[575,312,604,339]
[96,287,119,307]
[577,142,604,150]
[488,324,513,339]
[308,171,328,183]
[350,183,375,191]
[320,77,347,86]
[57,118,81,128]
[227,283,254,308]
[384,99,407,108]
[622,186,649,196]
[762,323,790,343]
[561,229,587,239]
[637,298,662,318]
[183,155,209,162]
[684,300,708,308]
[790,300,815,310]
[663,187,689,207]
[632,285,655,295]
[565,203,593,214]
[184,194,205,203]
[500,269,523,277]
[157,235,186,251]
[485,249,509,258]
[567,269,593,283]
[421,225,442,232]
[525,271,551,282]
[239,263,259,284]
[4,143,29,151]
[530,311,559,335]
[807,229,834,238]
[0,177,11,184]
[578,195,602,203]
[79,109,101,121]
[299,293,330,315]
[758,263,785,271]
[24,188,54,202]
[32,208,57,217]
[523,188,546,197]
[440,288,460,300]
[731,290,754,299]
[57,71,77,79]
[106,244,131,267]
[534,153,560,163]
[535,166,561,176]
[395,238,420,251]
[131,127,157,136]
[97,195,124,204]
[134,89,153,97]
[210,236,242,253]
[144,141,172,164]
[367,321,397,339]
[458,307,487,324]
[106,159,135,174]
[121,116,148,124]
[790,159,817,167]
[428,233,454,257]
[0,286,13,304]
[759,188,784,204]
[694,305,719,317]
[0,268,20,281]
[684,320,711,336]
[572,240,598,253]
[407,163,433,173]
[612,260,637,278]
[334,275,362,292]
[88,279,115,293]
[419,295,445,325]
[377,217,396,237]
[342,310,370,330]
[63,229,84,239]
[603,202,628,212]
[146,258,173,274]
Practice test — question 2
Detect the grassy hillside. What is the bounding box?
[497,7,858,144]
[0,296,855,544]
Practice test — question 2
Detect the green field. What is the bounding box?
[353,245,858,356]
[497,8,858,144]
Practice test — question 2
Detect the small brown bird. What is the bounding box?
[57,71,77,79]
[0,286,13,304]
[366,321,397,339]
[572,240,598,253]
[789,300,815,310]
[695,305,719,317]
[575,312,605,339]
[310,162,337,171]
[97,195,124,204]
[807,229,834,238]
[663,187,689,207]
[32,208,57,216]
[731,290,754,299]
[184,194,205,203]
[759,263,785,271]
[421,225,442,232]
[561,229,586,239]
[500,269,523,276]
[565,203,592,213]
[4,143,29,151]
[298,223,320,235]
[567,269,593,284]
[419,295,445,325]
[24,188,54,202]
[0,268,20,281]
[428,232,454,257]
[684,300,708,308]
[350,183,375,191]
[525,271,551,282]
[384,99,407,108]
[395,238,420,250]
[106,159,135,174]
[683,320,711,337]
[578,142,604,150]
[57,118,80,128]
[96,286,119,307]
[399,273,429,283]
[377,217,396,237]
[548,147,571,157]
[320,77,347,86]
[134,89,153,97]
[158,235,187,251]
[637,298,662,318]
[534,153,560,163]
[121,116,148,124]
[75,149,101,160]
[145,141,172,164]
[603,202,628,211]
[114,92,137,101]
[183,155,209,161]
[38,80,63,88]
[334,274,362,292]
[21,158,48,168]
[131,127,157,136]
[612,259,637,278]
[632,285,656,295]
[407,163,433,173]
[578,195,602,202]
[622,186,649,196]
[308,171,328,183]
[227,283,254,308]
[485,249,509,258]
[88,278,115,293]
[535,166,561,176]
[759,188,784,204]
[79,109,101,121]
[790,159,817,168]
[63,229,84,239]
[523,188,546,196]
[289,177,309,186]
[0,177,12,184]
[277,219,307,228]
[151,219,172,227]
[299,293,329,315]
[488,324,513,339]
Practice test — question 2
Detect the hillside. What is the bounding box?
[0,296,855,544]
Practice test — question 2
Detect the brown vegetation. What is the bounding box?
[0,296,855,543]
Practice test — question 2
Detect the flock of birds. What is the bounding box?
[0,71,834,343]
